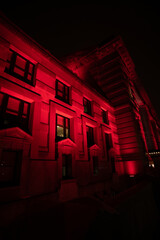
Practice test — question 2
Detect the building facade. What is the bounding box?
[0,13,160,202]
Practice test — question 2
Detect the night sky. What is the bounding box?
[1,2,160,118]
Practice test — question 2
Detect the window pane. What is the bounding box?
[86,126,94,147]
[83,98,87,107]
[5,62,10,70]
[106,112,109,124]
[28,64,33,74]
[56,80,70,103]
[66,128,69,138]
[90,127,94,139]
[65,94,69,102]
[102,110,109,124]
[27,74,32,81]
[7,97,20,112]
[105,133,113,150]
[56,115,70,140]
[65,86,68,94]
[57,90,63,97]
[57,81,64,92]
[57,115,64,126]
[86,126,89,132]
[15,55,26,70]
[14,66,25,77]
[62,166,66,178]
[57,126,64,137]
[83,98,91,115]
[7,50,13,62]
[0,93,30,132]
[109,134,113,148]
[3,112,19,128]
[102,110,106,123]
[23,102,29,115]
[84,105,88,113]
[88,102,91,114]
[65,118,69,128]
[65,86,69,102]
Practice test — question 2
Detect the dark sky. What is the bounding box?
[1,2,160,118]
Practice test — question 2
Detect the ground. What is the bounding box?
[1,174,160,240]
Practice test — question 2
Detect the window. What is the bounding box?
[86,125,94,147]
[111,157,116,173]
[102,109,109,124]
[105,133,113,161]
[0,92,30,133]
[56,114,70,141]
[93,156,98,176]
[5,49,35,85]
[83,97,92,116]
[0,150,22,188]
[56,80,70,104]
[62,154,72,179]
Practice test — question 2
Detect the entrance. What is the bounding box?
[62,154,72,180]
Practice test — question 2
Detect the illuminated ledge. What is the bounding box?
[0,127,33,142]
[58,138,76,147]
[89,144,100,151]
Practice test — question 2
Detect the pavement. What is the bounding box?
[1,178,160,240]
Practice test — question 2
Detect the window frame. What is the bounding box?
[83,97,92,116]
[5,49,36,86]
[56,114,70,141]
[55,79,70,104]
[0,92,30,134]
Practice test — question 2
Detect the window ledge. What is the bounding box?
[82,112,95,121]
[0,127,33,142]
[101,122,111,128]
[5,70,35,87]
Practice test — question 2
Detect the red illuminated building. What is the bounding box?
[0,13,160,203]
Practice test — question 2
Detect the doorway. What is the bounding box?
[62,154,72,180]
